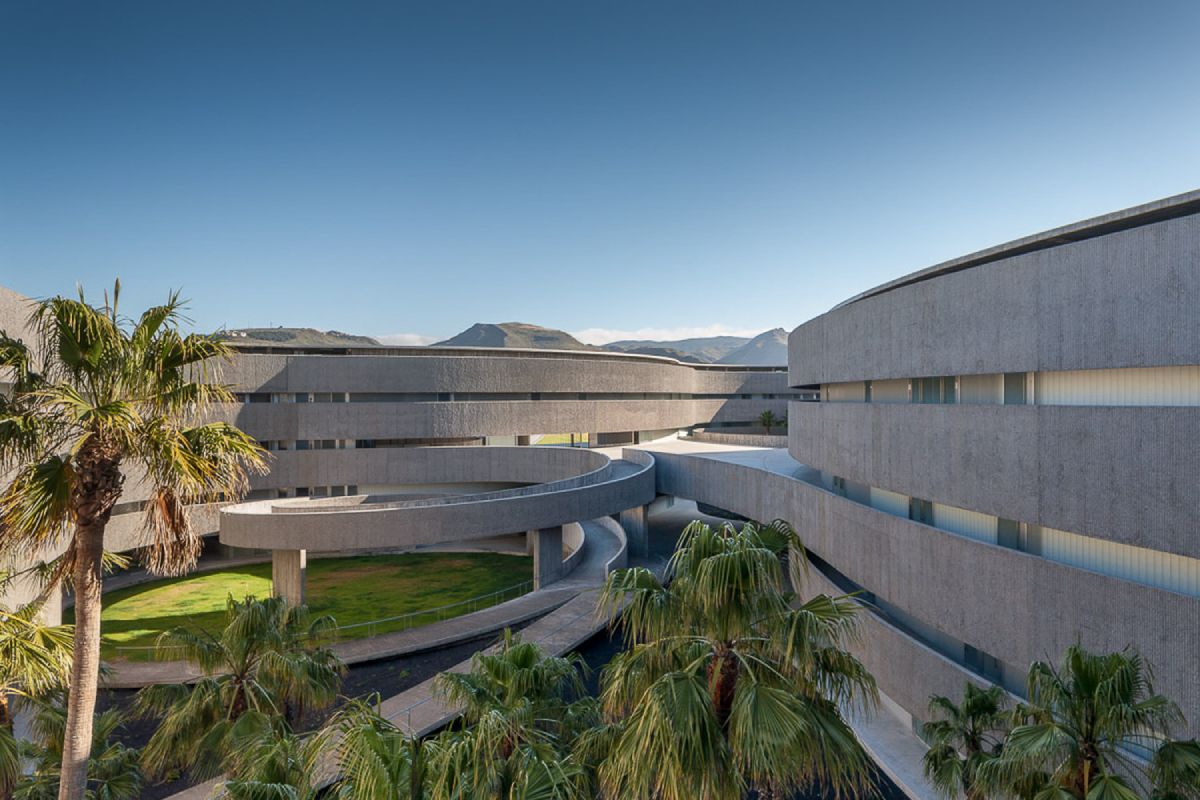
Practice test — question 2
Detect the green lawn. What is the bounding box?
[533,433,588,445]
[70,552,532,661]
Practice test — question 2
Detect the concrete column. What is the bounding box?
[271,549,307,606]
[530,526,564,590]
[620,505,650,559]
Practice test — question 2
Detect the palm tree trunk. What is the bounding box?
[56,522,105,800]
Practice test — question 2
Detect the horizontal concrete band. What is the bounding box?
[638,445,1200,737]
[788,401,1200,559]
[790,211,1200,385]
[222,450,656,551]
[803,567,996,733]
[265,446,612,509]
[224,398,790,441]
[223,351,790,395]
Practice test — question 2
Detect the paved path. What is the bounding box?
[102,519,624,689]
[163,515,629,799]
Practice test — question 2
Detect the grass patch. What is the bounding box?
[533,433,588,445]
[70,552,532,661]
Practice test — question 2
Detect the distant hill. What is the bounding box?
[601,345,706,363]
[602,335,748,363]
[433,322,595,351]
[715,328,788,365]
[217,327,380,347]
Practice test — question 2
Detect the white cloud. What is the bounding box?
[570,324,770,346]
[376,332,439,346]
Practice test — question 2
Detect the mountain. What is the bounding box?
[602,335,748,363]
[715,328,788,365]
[601,345,707,363]
[433,322,595,351]
[217,327,380,347]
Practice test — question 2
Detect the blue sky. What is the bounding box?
[2,1,1198,344]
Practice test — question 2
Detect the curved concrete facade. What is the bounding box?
[3,191,1198,784]
[773,191,1200,743]
[220,447,655,552]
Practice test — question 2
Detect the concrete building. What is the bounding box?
[1,190,1197,786]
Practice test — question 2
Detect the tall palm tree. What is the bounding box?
[11,691,141,800]
[134,594,343,783]
[979,645,1200,799]
[0,282,268,798]
[922,683,1009,800]
[594,518,878,800]
[0,604,73,797]
[427,630,594,799]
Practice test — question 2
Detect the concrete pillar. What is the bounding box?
[530,526,564,590]
[271,549,307,606]
[620,505,650,559]
[516,435,531,446]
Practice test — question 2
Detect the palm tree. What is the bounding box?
[306,697,432,800]
[134,594,343,783]
[427,630,594,799]
[221,713,314,800]
[758,409,780,434]
[922,683,1009,800]
[979,645,1200,799]
[11,691,141,800]
[593,518,878,800]
[0,604,74,797]
[0,282,268,798]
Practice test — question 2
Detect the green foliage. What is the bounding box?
[313,631,595,800]
[966,645,1200,800]
[0,604,74,795]
[922,683,1010,800]
[594,518,879,800]
[134,595,344,782]
[758,409,781,433]
[0,283,269,796]
[11,692,142,800]
[0,284,268,576]
[428,630,595,799]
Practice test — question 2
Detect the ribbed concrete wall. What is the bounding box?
[643,446,1200,738]
[226,398,788,443]
[222,448,656,552]
[788,402,1200,559]
[790,206,1200,385]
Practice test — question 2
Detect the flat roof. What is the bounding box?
[834,188,1200,310]
[228,343,788,372]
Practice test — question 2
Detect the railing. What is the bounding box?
[109,579,535,661]
[329,579,533,639]
[388,595,602,734]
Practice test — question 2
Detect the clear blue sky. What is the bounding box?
[2,1,1198,344]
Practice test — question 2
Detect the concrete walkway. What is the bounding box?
[163,516,629,800]
[102,519,625,689]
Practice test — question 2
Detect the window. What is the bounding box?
[909,497,934,525]
[997,518,1021,549]
[863,380,873,402]
[1003,372,1027,405]
[913,376,957,404]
